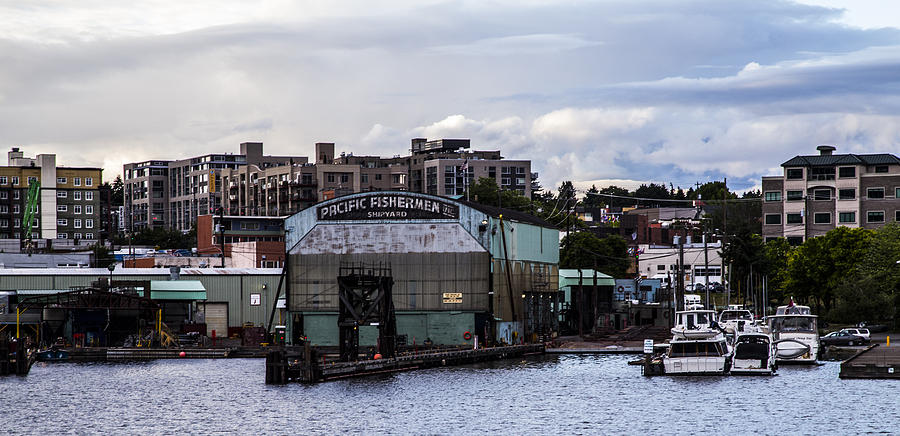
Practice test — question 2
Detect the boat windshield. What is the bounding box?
[769,316,817,333]
[719,311,753,321]
[669,341,725,357]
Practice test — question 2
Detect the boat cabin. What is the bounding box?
[668,340,728,358]
[674,310,717,330]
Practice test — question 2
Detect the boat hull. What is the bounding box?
[663,356,727,375]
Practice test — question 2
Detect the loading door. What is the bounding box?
[202,302,228,338]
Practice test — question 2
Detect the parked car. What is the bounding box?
[820,331,869,346]
[840,328,870,340]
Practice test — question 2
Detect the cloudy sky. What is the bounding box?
[2,0,900,193]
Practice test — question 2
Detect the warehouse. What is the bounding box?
[284,191,560,347]
[0,267,284,344]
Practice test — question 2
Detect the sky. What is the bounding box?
[2,0,900,194]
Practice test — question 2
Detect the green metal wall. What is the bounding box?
[299,311,476,347]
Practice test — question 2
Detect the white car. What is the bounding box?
[840,328,870,340]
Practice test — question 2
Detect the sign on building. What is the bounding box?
[317,194,460,221]
[250,293,261,306]
[442,292,463,304]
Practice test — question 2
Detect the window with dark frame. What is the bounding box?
[765,214,782,225]
[838,167,856,178]
[839,189,855,200]
[786,213,803,224]
[868,188,885,199]
[814,213,830,224]
[868,211,885,223]
[786,168,803,180]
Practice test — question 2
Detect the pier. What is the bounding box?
[0,338,34,376]
[266,343,545,384]
[839,344,900,379]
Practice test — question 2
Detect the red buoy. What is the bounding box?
[373,353,382,360]
[179,351,186,358]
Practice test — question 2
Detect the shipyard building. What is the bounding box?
[284,191,559,346]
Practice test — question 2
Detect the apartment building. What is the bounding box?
[1,148,103,241]
[124,143,305,232]
[128,138,535,227]
[762,145,900,244]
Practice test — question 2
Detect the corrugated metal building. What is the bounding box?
[285,191,560,346]
[0,268,285,337]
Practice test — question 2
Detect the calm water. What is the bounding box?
[2,355,897,435]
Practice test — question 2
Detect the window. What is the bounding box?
[74,205,82,214]
[867,188,885,199]
[813,189,831,200]
[0,176,6,184]
[765,214,782,225]
[57,191,67,198]
[896,187,900,199]
[85,177,92,186]
[814,213,831,224]
[240,222,260,230]
[839,212,856,223]
[875,165,889,173]
[27,176,36,184]
[0,205,7,213]
[85,205,93,214]
[810,167,835,181]
[13,191,19,200]
[896,210,900,222]
[57,177,67,184]
[14,218,20,228]
[86,219,93,228]
[73,233,82,240]
[74,191,82,200]
[786,213,803,224]
[764,191,781,202]
[85,233,93,239]
[375,174,382,181]
[57,233,68,239]
[786,168,803,180]
[74,177,81,186]
[74,219,82,228]
[57,205,67,212]
[867,211,885,223]
[85,191,93,201]
[657,265,665,271]
[787,236,804,246]
[839,189,855,200]
[361,174,368,183]
[0,192,6,200]
[12,205,19,214]
[839,167,856,178]
[786,190,803,201]
[340,174,349,183]
[11,176,18,185]
[327,173,335,183]
[57,219,67,226]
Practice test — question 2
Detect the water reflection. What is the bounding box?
[2,355,895,434]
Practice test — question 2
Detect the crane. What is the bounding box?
[23,179,40,247]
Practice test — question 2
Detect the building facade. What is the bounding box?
[284,191,559,346]
[0,148,103,241]
[762,145,900,244]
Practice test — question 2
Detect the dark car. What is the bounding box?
[820,331,869,346]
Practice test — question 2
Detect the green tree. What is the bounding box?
[111,175,124,205]
[596,185,632,208]
[830,223,900,325]
[763,237,793,306]
[560,232,630,278]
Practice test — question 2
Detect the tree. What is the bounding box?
[596,185,632,208]
[720,228,766,305]
[763,237,793,306]
[633,183,671,204]
[111,175,124,205]
[560,232,630,278]
[831,223,900,325]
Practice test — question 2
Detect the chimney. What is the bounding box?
[817,145,836,156]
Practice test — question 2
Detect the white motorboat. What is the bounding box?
[670,310,722,340]
[766,301,819,364]
[718,307,756,335]
[663,338,730,375]
[730,333,776,375]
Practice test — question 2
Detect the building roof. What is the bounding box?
[457,199,555,228]
[0,267,283,276]
[559,269,615,287]
[782,153,900,167]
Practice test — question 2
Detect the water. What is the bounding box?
[3,355,897,435]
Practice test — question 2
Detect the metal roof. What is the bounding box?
[150,280,207,300]
[0,267,283,276]
[16,289,69,295]
[782,153,900,167]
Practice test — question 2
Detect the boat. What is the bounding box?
[730,333,776,375]
[766,300,819,364]
[35,346,70,362]
[663,309,731,375]
[718,306,756,335]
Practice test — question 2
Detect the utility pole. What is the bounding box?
[704,224,709,309]
[217,207,225,268]
[677,228,685,311]
[723,177,729,296]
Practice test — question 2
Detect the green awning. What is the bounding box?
[150,281,207,300]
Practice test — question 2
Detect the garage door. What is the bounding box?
[202,303,228,338]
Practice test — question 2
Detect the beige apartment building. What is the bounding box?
[762,145,900,244]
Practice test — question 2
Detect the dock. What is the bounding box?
[266,344,545,384]
[840,344,900,379]
[0,338,35,376]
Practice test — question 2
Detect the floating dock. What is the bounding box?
[266,344,545,384]
[840,344,900,379]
